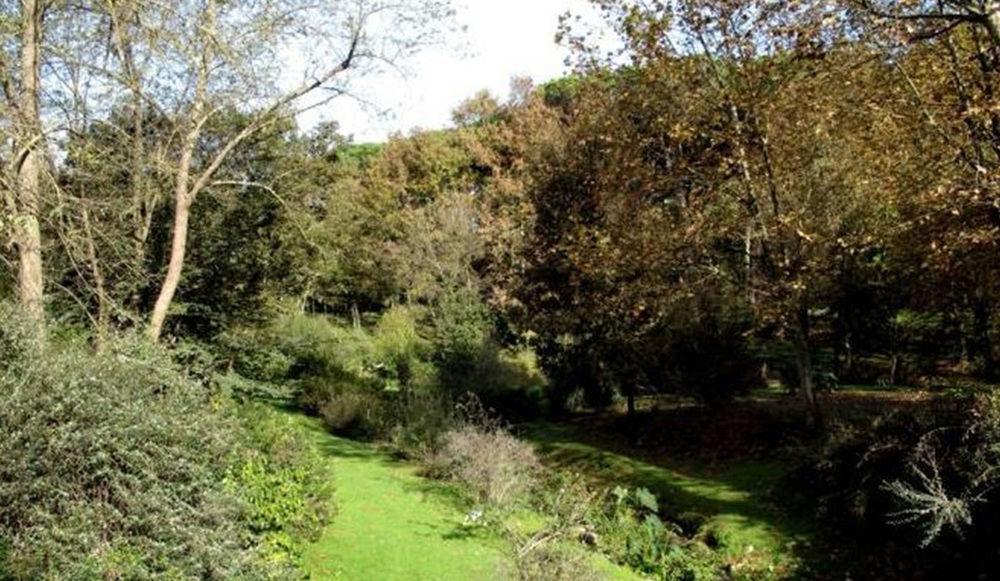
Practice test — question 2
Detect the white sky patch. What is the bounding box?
[293,0,596,143]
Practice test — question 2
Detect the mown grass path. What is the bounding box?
[298,419,509,580]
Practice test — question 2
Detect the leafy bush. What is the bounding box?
[227,404,334,569]
[431,288,494,388]
[319,390,385,438]
[0,315,282,579]
[372,305,434,391]
[269,312,376,410]
[0,302,41,379]
[216,326,295,385]
[590,487,724,581]
[380,388,459,456]
[465,347,550,421]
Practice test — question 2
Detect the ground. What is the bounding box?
[299,418,508,580]
[524,420,811,578]
[296,388,951,579]
[296,416,638,580]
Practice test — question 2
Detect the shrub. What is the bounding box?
[381,388,459,457]
[319,390,385,438]
[0,302,42,382]
[431,288,494,388]
[372,305,434,391]
[513,545,603,581]
[780,393,1000,579]
[590,487,725,581]
[215,327,295,385]
[434,424,542,511]
[465,347,550,421]
[0,323,281,578]
[227,404,334,569]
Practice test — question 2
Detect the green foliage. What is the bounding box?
[373,305,434,391]
[592,487,724,581]
[0,308,284,579]
[266,312,377,410]
[0,302,41,379]
[227,404,334,569]
[380,389,459,456]
[319,390,386,438]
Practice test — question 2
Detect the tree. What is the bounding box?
[0,0,47,323]
[134,0,452,340]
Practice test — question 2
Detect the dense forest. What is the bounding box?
[4,0,1000,579]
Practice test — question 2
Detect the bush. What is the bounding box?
[227,404,334,569]
[780,393,1000,579]
[433,423,542,511]
[0,302,41,379]
[381,389,459,457]
[372,305,434,391]
[589,487,725,581]
[268,312,376,410]
[0,319,282,578]
[513,545,603,581]
[319,390,385,438]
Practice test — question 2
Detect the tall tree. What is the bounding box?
[1,0,47,323]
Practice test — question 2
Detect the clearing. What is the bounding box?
[297,416,640,580]
[298,418,508,580]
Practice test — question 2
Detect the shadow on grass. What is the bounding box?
[523,421,819,574]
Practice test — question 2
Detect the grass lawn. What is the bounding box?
[298,418,509,580]
[523,421,816,578]
[295,417,640,580]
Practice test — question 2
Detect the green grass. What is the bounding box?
[294,417,640,580]
[297,418,508,580]
[524,422,815,577]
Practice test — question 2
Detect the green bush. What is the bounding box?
[267,312,376,410]
[0,302,41,379]
[0,316,283,578]
[590,487,725,581]
[216,327,295,385]
[319,390,386,438]
[227,404,334,569]
[432,289,493,387]
[372,305,435,391]
[381,389,459,456]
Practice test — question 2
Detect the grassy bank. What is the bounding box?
[524,421,816,578]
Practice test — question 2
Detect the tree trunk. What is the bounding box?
[984,1,1000,53]
[147,188,191,341]
[82,207,109,348]
[792,305,822,430]
[147,132,197,341]
[14,0,44,322]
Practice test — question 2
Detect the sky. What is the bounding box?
[304,0,592,143]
